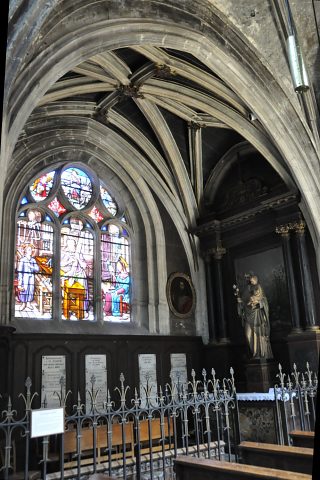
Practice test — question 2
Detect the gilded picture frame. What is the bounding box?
[166,272,196,318]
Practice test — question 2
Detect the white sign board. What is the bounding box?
[85,354,107,412]
[138,353,158,406]
[170,353,188,387]
[41,355,66,408]
[31,407,64,438]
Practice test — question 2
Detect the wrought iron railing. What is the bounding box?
[0,368,239,480]
[274,362,318,445]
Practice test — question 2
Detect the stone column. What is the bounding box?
[204,253,217,343]
[275,224,301,333]
[188,122,203,205]
[292,220,318,330]
[212,245,229,343]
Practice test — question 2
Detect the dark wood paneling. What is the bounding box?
[7,334,204,408]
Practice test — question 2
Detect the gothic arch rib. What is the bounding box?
[203,142,297,207]
[140,80,295,192]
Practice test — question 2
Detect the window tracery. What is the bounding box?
[14,165,130,323]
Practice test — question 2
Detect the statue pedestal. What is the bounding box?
[245,358,277,392]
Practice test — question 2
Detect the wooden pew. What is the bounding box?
[97,422,134,461]
[239,441,313,475]
[51,417,173,471]
[290,430,315,449]
[138,418,173,453]
[63,422,134,468]
[174,455,312,480]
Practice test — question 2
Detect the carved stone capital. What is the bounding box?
[275,224,291,236]
[205,245,226,260]
[291,220,306,235]
[214,245,226,260]
[276,219,306,236]
[188,121,202,131]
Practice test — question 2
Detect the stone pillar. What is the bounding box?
[292,220,318,330]
[212,245,229,343]
[275,224,301,333]
[204,254,217,343]
[188,122,203,205]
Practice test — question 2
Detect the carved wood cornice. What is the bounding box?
[194,193,299,236]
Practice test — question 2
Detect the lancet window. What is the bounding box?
[14,165,130,322]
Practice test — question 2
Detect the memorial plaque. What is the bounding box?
[170,353,188,387]
[138,353,158,405]
[31,407,64,438]
[85,354,107,412]
[41,355,66,408]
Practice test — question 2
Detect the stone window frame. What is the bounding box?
[14,162,131,324]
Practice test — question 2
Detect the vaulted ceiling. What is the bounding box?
[29,44,293,224]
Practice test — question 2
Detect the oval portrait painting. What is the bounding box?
[167,273,196,318]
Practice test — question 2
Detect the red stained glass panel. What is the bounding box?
[88,206,104,223]
[48,197,67,217]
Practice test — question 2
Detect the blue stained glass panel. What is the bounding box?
[100,186,117,216]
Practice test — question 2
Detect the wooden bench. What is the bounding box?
[239,441,313,475]
[290,430,315,449]
[63,422,134,468]
[138,418,173,453]
[53,417,173,469]
[174,455,312,480]
[97,422,134,461]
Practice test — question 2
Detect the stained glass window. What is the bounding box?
[30,171,55,201]
[100,186,117,216]
[15,210,53,318]
[14,166,131,323]
[101,224,130,322]
[61,167,92,209]
[88,206,104,223]
[48,197,67,217]
[61,218,94,320]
